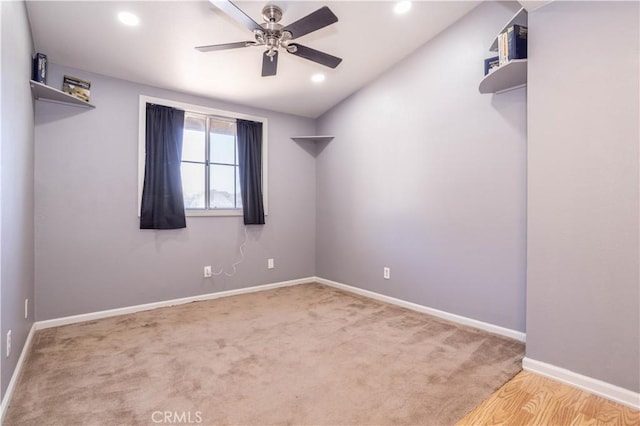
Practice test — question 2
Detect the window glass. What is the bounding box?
[210,164,236,208]
[235,168,243,209]
[182,116,206,163]
[181,162,205,209]
[210,133,236,165]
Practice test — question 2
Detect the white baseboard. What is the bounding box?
[523,357,640,410]
[34,276,526,342]
[36,277,313,330]
[313,277,526,342]
[0,323,36,424]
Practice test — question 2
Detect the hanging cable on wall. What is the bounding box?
[211,226,249,277]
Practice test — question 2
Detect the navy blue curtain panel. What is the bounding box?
[237,119,265,225]
[140,104,187,229]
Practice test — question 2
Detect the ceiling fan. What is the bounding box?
[196,0,342,77]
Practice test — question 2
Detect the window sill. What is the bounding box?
[186,209,243,217]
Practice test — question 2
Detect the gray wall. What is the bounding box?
[316,1,527,332]
[527,1,639,392]
[1,1,36,397]
[35,64,316,321]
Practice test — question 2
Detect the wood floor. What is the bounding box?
[457,371,640,426]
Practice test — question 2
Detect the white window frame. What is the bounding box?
[138,95,268,217]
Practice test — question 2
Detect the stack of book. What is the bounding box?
[484,24,527,76]
[498,24,528,66]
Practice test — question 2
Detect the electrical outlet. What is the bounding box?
[25,299,29,319]
[267,258,275,269]
[6,330,11,358]
[383,267,391,280]
[204,266,212,278]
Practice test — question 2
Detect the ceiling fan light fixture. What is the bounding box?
[118,11,139,26]
[311,73,326,83]
[393,1,412,15]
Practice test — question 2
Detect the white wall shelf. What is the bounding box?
[481,7,528,94]
[30,80,95,108]
[489,7,528,52]
[479,59,527,94]
[291,136,334,143]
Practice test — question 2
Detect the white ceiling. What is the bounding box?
[26,1,480,118]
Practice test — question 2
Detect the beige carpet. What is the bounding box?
[5,283,524,425]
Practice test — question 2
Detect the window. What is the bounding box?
[182,114,243,211]
[138,96,268,217]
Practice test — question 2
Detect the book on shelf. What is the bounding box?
[507,24,527,61]
[484,56,500,76]
[62,75,91,103]
[32,53,47,84]
[496,24,528,68]
[498,32,508,66]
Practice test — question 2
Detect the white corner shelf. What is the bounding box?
[489,7,528,52]
[481,6,528,94]
[30,80,95,108]
[479,59,527,94]
[291,135,334,143]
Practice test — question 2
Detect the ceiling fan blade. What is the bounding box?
[209,0,263,33]
[288,44,342,69]
[261,51,278,77]
[282,6,338,40]
[195,41,253,52]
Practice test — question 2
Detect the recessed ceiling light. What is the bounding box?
[118,11,139,26]
[311,73,326,83]
[394,1,412,15]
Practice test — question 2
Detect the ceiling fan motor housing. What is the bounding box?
[262,5,283,23]
[258,4,293,56]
